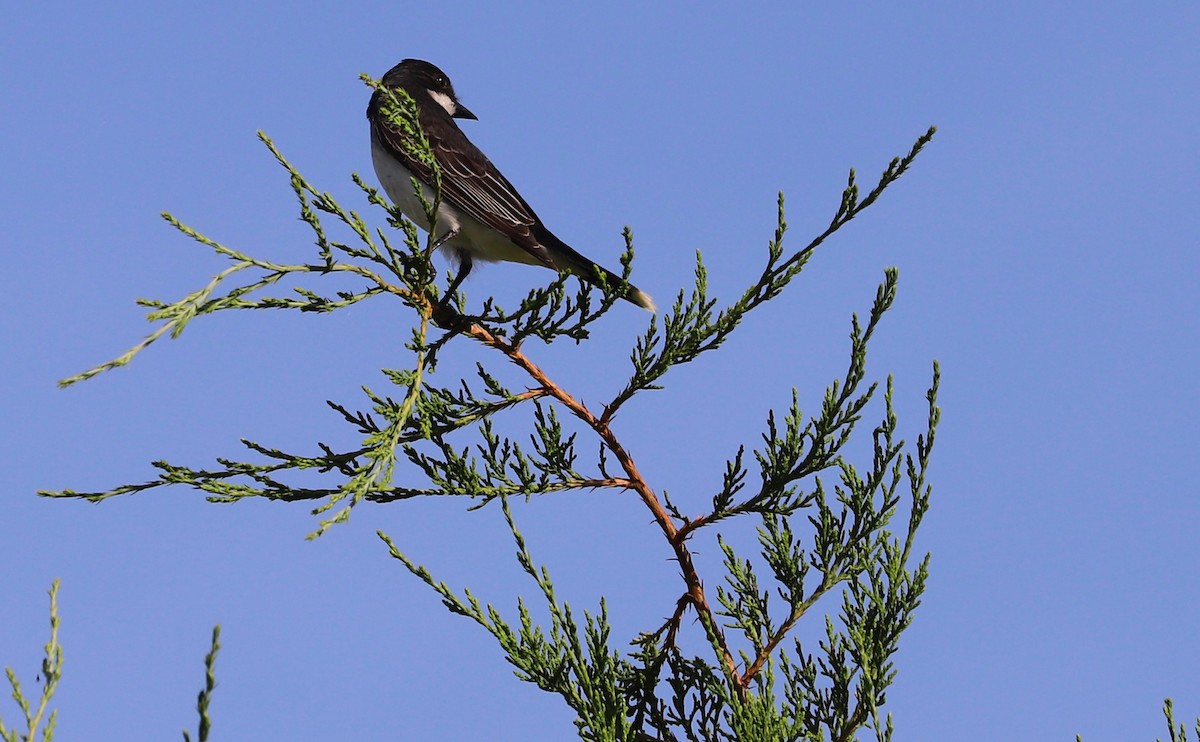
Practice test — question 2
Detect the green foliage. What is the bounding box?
[1,581,61,742]
[42,74,950,738]
[1156,700,1200,742]
[182,626,221,742]
[1075,700,1200,742]
[7,582,1194,738]
[2,584,220,742]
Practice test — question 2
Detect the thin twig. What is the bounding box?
[461,318,744,692]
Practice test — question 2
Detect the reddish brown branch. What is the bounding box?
[636,594,694,673]
[671,512,711,546]
[461,319,743,689]
[837,702,870,742]
[739,614,799,688]
[739,585,829,688]
[661,593,692,652]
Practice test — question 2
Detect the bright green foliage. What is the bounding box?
[1156,700,1200,742]
[2,585,220,742]
[1,581,61,742]
[1076,699,1200,742]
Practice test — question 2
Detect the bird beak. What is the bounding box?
[454,103,478,120]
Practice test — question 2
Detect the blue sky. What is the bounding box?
[3,2,1197,740]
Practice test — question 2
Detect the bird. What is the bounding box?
[366,59,655,312]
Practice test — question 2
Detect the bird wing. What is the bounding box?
[370,98,557,269]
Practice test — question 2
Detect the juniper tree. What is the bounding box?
[41,78,942,741]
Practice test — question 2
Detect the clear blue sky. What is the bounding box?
[3,3,1196,740]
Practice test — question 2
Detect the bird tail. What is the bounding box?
[539,231,656,312]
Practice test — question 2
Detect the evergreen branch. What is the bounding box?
[1,580,62,742]
[380,510,638,741]
[1160,698,1200,742]
[57,210,414,389]
[37,385,623,506]
[673,268,899,544]
[454,317,744,692]
[901,362,940,565]
[305,306,434,538]
[57,129,434,389]
[182,625,220,742]
[45,107,942,738]
[738,364,940,728]
[605,127,936,421]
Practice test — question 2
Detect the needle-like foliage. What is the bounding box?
[41,76,947,739]
[1,582,61,742]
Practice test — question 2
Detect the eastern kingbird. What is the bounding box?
[367,59,655,311]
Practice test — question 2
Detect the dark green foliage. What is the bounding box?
[182,626,220,742]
